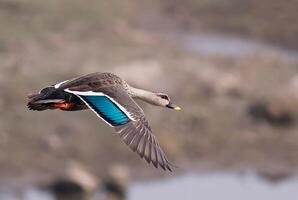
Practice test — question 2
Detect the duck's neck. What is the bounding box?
[128,86,160,106]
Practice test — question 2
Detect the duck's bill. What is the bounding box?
[166,103,182,111]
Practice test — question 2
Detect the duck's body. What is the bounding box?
[28,72,181,171]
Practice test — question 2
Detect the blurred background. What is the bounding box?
[1,0,298,199]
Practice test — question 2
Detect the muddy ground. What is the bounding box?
[0,0,298,184]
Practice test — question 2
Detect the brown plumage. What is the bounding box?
[27,72,181,171]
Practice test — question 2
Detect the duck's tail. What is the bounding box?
[27,93,66,111]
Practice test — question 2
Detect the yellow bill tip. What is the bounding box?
[174,106,182,111]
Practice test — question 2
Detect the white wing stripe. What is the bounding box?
[54,80,69,89]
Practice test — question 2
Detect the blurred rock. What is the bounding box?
[46,162,98,200]
[257,169,294,183]
[41,164,130,200]
[49,180,86,200]
[99,165,129,200]
[65,162,98,192]
[248,75,298,126]
[248,100,294,126]
[191,67,250,99]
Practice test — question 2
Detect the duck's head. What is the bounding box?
[156,93,182,111]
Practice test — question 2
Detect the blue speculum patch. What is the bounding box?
[81,95,129,126]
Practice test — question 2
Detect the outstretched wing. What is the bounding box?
[64,85,174,171]
[114,116,173,171]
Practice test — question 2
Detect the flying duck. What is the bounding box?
[27,72,181,171]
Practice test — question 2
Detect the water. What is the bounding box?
[129,173,298,200]
[177,33,298,59]
[1,173,297,200]
[0,186,54,200]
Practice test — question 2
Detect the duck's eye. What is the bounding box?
[157,93,170,101]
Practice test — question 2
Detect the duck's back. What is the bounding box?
[58,72,126,91]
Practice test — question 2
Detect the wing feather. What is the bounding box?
[65,83,174,171]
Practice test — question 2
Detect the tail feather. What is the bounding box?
[27,93,65,111]
[27,88,85,111]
